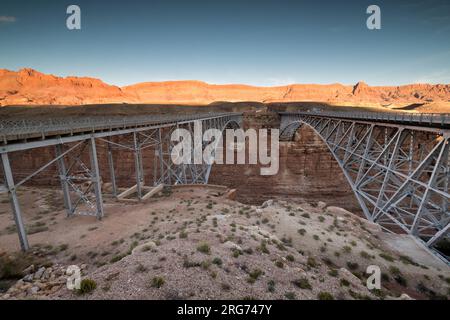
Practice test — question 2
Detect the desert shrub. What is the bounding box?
[317,292,334,300]
[259,240,270,254]
[346,261,359,271]
[78,278,97,294]
[360,251,372,259]
[248,269,263,282]
[328,269,338,277]
[399,255,418,266]
[389,265,401,275]
[136,264,148,273]
[286,254,295,262]
[394,275,408,287]
[232,249,242,258]
[151,276,165,288]
[212,257,223,266]
[307,256,318,268]
[267,280,276,293]
[340,279,350,287]
[292,277,312,290]
[201,260,212,270]
[285,292,296,300]
[179,231,188,239]
[342,246,352,253]
[221,283,231,291]
[379,253,395,262]
[197,242,211,254]
[298,229,306,236]
[110,253,126,263]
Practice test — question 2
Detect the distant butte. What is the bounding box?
[0,68,449,112]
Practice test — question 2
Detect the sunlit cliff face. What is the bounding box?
[1,68,450,109]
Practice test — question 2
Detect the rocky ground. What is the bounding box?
[0,186,449,300]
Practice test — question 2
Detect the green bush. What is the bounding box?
[212,257,223,266]
[151,276,165,288]
[78,278,97,294]
[317,291,334,300]
[292,277,312,290]
[197,242,211,254]
[379,253,395,262]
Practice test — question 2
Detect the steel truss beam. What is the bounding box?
[280,113,450,261]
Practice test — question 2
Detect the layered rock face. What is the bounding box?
[1,68,449,109]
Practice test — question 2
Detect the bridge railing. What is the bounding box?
[0,112,241,141]
[279,111,450,126]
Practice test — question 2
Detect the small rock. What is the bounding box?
[28,286,40,295]
[226,189,236,200]
[42,267,53,279]
[23,274,34,282]
[34,267,46,280]
[132,241,157,255]
[223,241,243,252]
[23,264,35,275]
[261,199,274,208]
[317,201,327,210]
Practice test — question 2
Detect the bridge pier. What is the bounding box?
[1,152,29,251]
[106,138,118,197]
[55,144,73,216]
[89,137,104,220]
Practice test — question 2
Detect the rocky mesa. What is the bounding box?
[0,68,450,110]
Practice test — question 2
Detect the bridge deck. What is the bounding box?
[279,111,450,130]
[0,112,240,147]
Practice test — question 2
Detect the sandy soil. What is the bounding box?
[0,186,448,300]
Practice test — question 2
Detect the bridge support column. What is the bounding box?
[55,144,73,216]
[106,139,117,197]
[1,152,29,251]
[89,137,104,219]
[133,132,143,199]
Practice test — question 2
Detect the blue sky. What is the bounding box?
[0,0,449,86]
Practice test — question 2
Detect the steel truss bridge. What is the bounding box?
[0,113,241,251]
[280,111,449,261]
[0,110,449,262]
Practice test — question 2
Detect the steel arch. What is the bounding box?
[280,113,449,260]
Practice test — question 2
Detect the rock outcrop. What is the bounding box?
[1,68,449,109]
